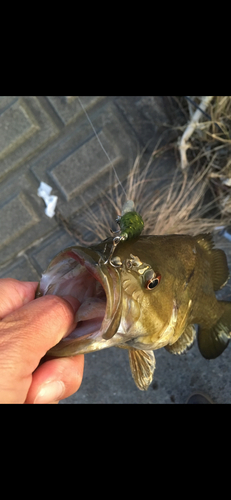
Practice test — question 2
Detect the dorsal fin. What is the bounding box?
[194,233,214,253]
[194,233,230,291]
[210,249,230,290]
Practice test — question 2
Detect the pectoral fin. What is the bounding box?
[198,301,231,359]
[128,348,156,391]
[165,324,196,355]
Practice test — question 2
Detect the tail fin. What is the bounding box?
[198,301,231,359]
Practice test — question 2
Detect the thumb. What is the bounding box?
[0,294,79,376]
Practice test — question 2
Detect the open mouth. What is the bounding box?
[37,246,122,356]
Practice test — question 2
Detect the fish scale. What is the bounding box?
[37,232,231,390]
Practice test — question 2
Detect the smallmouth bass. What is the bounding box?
[37,233,231,390]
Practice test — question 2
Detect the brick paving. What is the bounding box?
[1,96,231,404]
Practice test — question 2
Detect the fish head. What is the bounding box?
[112,236,178,350]
[37,236,178,357]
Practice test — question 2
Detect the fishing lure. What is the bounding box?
[106,200,144,266]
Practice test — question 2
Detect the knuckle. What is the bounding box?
[41,295,74,323]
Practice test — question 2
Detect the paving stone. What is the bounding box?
[0,255,40,281]
[0,171,57,268]
[0,97,59,181]
[47,96,105,125]
[0,193,38,248]
[0,96,17,112]
[31,100,137,218]
[50,130,119,201]
[115,96,170,148]
[0,99,38,160]
[29,227,78,274]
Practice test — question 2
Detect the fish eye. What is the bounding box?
[146,276,161,290]
[144,269,161,290]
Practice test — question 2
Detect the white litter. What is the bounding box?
[223,231,231,242]
[37,181,58,218]
[222,178,231,187]
[214,226,231,242]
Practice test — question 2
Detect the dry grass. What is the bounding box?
[174,96,231,215]
[77,146,229,245]
[67,97,231,245]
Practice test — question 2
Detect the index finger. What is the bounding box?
[0,279,38,319]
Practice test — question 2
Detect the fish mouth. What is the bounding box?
[37,246,123,357]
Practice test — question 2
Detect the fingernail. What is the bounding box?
[34,381,65,404]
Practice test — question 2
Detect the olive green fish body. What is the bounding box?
[37,233,231,390]
[110,234,230,351]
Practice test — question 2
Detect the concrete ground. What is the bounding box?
[0,96,231,404]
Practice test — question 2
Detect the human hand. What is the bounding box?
[0,278,84,404]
